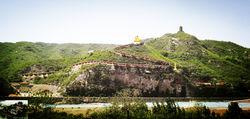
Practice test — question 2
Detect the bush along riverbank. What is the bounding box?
[1,99,250,119]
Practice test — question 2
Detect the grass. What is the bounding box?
[144,44,177,65]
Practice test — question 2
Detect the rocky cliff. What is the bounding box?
[66,63,188,97]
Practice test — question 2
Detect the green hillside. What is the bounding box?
[0,42,117,82]
[118,31,250,89]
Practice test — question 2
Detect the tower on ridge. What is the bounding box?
[179,26,184,32]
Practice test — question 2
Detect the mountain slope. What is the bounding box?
[0,42,117,82]
[117,31,250,92]
[62,30,250,97]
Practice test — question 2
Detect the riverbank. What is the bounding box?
[233,98,250,103]
[2,99,250,119]
[53,107,250,116]
[2,97,250,104]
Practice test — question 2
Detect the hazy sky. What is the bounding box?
[0,0,249,47]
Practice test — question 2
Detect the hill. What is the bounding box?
[1,28,249,97]
[113,29,249,96]
[120,31,250,84]
[61,29,249,97]
[0,42,117,82]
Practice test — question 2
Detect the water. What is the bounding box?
[48,101,250,109]
[51,103,112,108]
[0,100,28,106]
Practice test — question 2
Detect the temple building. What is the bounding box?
[133,35,142,45]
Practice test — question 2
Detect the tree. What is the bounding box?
[0,78,14,96]
[223,102,242,119]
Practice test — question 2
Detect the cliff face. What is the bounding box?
[66,64,187,97]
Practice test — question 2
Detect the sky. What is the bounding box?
[0,0,250,47]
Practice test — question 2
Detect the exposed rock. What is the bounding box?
[21,65,48,74]
[66,64,188,97]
